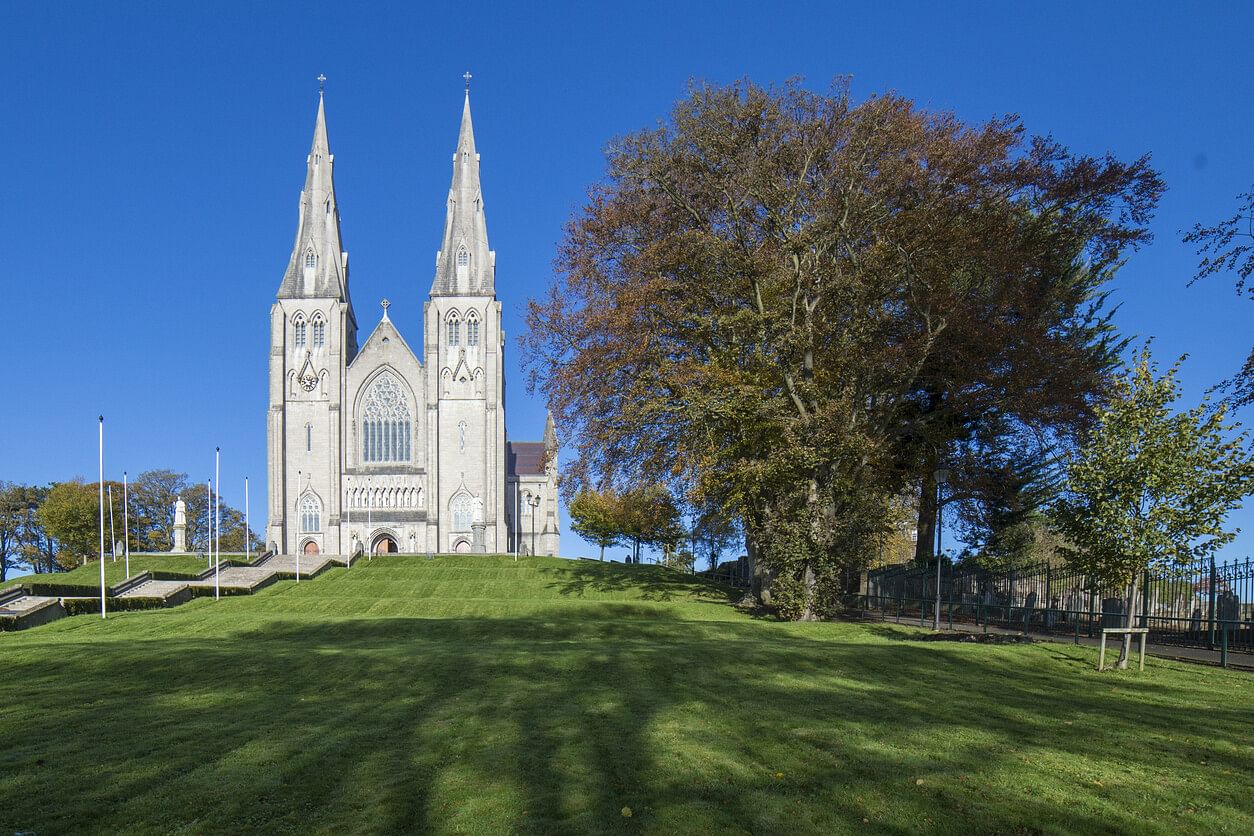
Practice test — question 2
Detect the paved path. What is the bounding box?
[862,610,1254,670]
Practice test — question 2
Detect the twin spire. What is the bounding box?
[432,89,495,296]
[277,89,349,301]
[278,81,494,303]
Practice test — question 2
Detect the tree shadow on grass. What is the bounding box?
[1,609,1251,834]
[541,561,739,604]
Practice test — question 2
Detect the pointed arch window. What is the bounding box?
[360,371,412,463]
[305,250,318,270]
[466,311,480,347]
[451,493,473,531]
[300,494,321,533]
[311,313,326,348]
[305,422,312,452]
[447,314,461,347]
[456,248,469,268]
[293,314,307,349]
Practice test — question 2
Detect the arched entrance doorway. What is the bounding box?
[372,534,398,555]
[454,538,471,554]
[303,540,320,555]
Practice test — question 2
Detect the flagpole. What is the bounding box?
[296,470,302,584]
[245,476,250,563]
[214,447,221,600]
[98,416,106,619]
[108,484,116,562]
[123,470,130,579]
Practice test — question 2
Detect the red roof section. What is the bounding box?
[507,441,547,476]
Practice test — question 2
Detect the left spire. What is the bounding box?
[277,79,350,302]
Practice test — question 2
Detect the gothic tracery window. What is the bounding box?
[447,315,461,347]
[467,312,480,347]
[305,250,318,269]
[300,494,321,532]
[293,315,307,349]
[451,493,472,531]
[360,371,412,463]
[312,313,325,348]
[456,248,469,268]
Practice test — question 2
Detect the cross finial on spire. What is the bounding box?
[317,73,327,93]
[463,71,472,91]
[381,298,390,319]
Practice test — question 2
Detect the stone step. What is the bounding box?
[117,579,190,599]
[0,593,59,615]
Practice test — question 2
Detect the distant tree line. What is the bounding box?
[0,470,262,582]
[568,485,740,571]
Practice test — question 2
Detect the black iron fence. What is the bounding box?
[864,556,1254,656]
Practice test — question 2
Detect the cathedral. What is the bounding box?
[265,87,560,558]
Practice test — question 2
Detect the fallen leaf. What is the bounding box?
[621,806,633,818]
[915,778,925,786]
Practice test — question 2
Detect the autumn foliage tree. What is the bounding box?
[524,79,1162,618]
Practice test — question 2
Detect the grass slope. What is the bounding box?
[1,556,1250,834]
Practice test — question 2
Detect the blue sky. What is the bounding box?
[1,1,1251,562]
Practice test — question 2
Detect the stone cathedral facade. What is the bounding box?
[265,90,560,558]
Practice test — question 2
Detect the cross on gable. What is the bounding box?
[463,71,472,90]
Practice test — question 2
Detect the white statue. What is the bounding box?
[170,496,189,553]
[472,494,484,524]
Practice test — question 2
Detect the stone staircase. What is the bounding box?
[1,552,359,632]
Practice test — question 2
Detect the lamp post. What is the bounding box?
[244,476,250,563]
[529,492,541,557]
[933,466,950,631]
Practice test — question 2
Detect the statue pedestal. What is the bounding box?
[471,522,486,554]
[170,522,188,553]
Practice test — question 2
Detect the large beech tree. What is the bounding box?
[524,79,1162,618]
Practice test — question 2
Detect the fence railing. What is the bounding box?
[864,556,1254,655]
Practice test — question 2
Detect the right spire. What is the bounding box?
[431,86,494,296]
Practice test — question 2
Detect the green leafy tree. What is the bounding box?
[129,469,190,551]
[0,482,24,581]
[38,479,119,568]
[1052,348,1254,668]
[618,485,684,564]
[569,489,623,560]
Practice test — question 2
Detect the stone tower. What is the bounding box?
[266,91,357,555]
[423,91,507,553]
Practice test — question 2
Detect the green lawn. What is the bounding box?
[1,556,1250,834]
[2,553,252,592]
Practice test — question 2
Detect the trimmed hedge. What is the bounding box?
[61,596,171,616]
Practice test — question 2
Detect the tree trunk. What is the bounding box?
[915,463,938,563]
[1117,575,1140,669]
[599,543,604,561]
[799,561,819,621]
